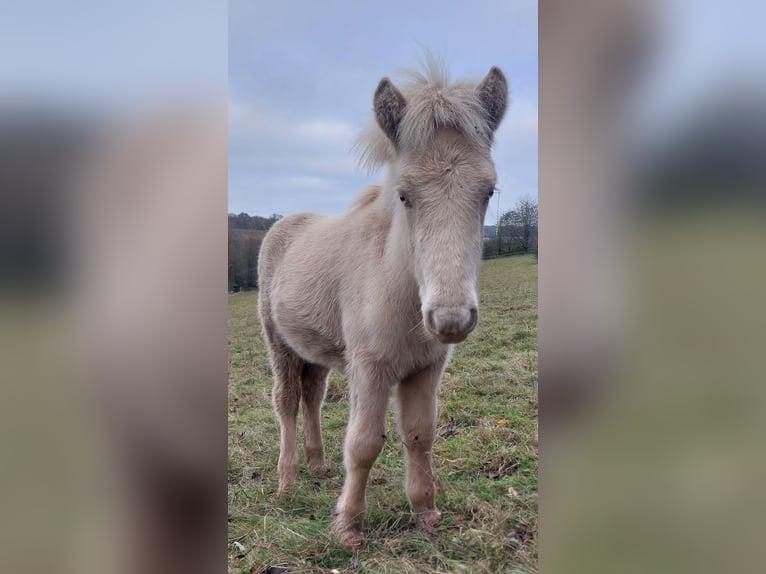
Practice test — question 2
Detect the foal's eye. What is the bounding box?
[487,188,495,199]
[399,195,412,208]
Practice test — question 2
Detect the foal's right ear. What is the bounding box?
[477,66,509,133]
[374,78,407,144]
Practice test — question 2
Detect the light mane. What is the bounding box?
[354,59,495,173]
[349,184,382,210]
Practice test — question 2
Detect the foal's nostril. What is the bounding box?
[426,309,437,333]
[468,307,478,331]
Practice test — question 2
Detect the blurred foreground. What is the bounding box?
[541,1,766,573]
[2,1,766,573]
[0,3,227,573]
[0,107,227,574]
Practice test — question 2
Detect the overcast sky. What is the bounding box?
[3,1,760,224]
[228,0,538,224]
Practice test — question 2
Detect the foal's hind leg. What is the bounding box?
[301,363,330,477]
[397,363,444,529]
[264,331,304,494]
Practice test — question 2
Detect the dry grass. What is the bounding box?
[228,254,538,573]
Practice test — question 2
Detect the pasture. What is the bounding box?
[228,254,538,573]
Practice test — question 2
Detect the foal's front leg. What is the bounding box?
[397,363,443,529]
[333,361,391,549]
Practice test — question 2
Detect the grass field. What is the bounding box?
[228,254,538,573]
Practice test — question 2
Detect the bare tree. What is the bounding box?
[498,210,515,253]
[509,196,538,252]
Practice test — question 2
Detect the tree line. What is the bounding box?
[228,213,282,292]
[483,196,538,258]
[230,196,537,292]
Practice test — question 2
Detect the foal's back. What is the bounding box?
[258,186,389,369]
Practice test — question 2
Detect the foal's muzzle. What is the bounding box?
[424,306,478,344]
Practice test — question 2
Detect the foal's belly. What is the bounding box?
[286,328,346,371]
[274,302,346,370]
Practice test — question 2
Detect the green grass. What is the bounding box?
[228,255,538,573]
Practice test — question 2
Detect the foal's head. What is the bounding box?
[359,62,509,344]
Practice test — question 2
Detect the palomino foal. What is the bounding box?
[258,62,508,548]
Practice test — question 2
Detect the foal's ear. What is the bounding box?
[374,78,407,144]
[477,66,509,133]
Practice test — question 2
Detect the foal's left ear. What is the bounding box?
[477,66,509,133]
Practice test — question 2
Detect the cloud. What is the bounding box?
[295,119,357,144]
[229,99,358,147]
[228,97,369,212]
[498,97,538,142]
[264,175,336,191]
[228,98,375,216]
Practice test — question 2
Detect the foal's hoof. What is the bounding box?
[332,515,366,549]
[417,509,442,531]
[276,479,295,497]
[308,462,331,478]
[335,525,366,550]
